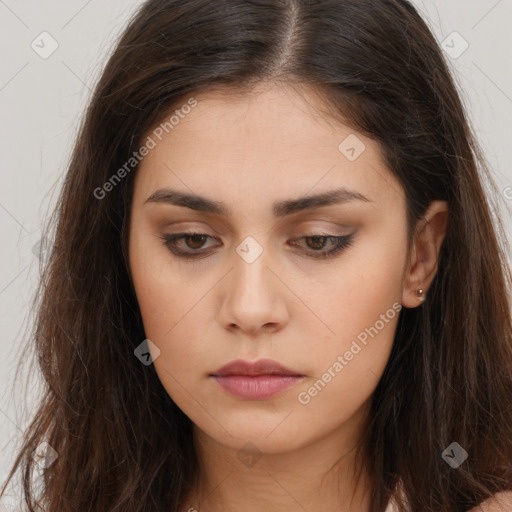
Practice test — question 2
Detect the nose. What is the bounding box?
[217,247,289,337]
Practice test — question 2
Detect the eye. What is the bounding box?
[160,232,355,260]
[289,234,355,259]
[161,232,216,259]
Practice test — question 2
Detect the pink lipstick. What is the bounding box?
[210,358,304,400]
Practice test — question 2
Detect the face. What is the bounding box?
[128,82,411,455]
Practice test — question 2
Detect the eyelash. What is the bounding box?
[160,232,355,260]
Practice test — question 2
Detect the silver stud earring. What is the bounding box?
[416,289,425,302]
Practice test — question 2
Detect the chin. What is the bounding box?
[194,413,312,455]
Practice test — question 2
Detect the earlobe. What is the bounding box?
[401,200,449,309]
[415,288,425,302]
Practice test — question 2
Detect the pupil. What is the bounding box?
[307,236,326,250]
[187,234,206,249]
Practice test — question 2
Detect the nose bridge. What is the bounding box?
[232,236,275,307]
[219,234,288,332]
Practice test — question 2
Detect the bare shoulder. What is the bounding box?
[468,491,512,512]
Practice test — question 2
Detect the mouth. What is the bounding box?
[209,358,305,400]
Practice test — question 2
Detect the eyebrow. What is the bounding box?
[144,186,371,217]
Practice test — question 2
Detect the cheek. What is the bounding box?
[129,223,201,334]
[130,263,214,419]
[128,228,216,386]
[292,240,405,417]
[294,296,400,430]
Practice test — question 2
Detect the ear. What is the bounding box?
[401,200,449,309]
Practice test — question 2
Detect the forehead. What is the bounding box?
[133,82,404,212]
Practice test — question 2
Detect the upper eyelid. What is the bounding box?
[164,230,350,241]
[156,215,356,237]
[163,232,353,250]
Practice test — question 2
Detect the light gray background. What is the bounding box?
[1,0,511,489]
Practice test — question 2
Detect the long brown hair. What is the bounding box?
[3,0,512,510]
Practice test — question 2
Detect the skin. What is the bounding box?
[128,81,448,512]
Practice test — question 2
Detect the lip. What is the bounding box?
[211,358,302,377]
[210,358,305,400]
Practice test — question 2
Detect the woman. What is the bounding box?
[3,0,512,510]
